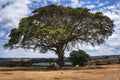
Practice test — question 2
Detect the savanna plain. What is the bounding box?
[0,64,120,80]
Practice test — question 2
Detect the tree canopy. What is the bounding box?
[4,5,114,66]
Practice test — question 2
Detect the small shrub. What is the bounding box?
[69,50,90,66]
[48,62,60,70]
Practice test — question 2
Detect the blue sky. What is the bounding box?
[0,0,120,58]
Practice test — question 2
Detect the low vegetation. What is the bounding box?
[69,50,90,66]
[0,55,119,67]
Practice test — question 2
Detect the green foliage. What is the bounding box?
[4,5,114,66]
[69,50,90,66]
[36,26,66,38]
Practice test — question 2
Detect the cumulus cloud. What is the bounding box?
[104,3,120,27]
[85,5,96,9]
[0,47,57,58]
[0,0,31,30]
[0,0,32,58]
[47,0,61,3]
[69,0,84,8]
[0,31,5,38]
[90,2,120,56]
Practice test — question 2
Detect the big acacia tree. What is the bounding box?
[4,5,114,66]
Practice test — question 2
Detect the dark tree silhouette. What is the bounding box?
[4,5,114,66]
[70,50,90,66]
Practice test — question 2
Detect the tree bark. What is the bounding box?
[56,47,65,67]
[57,54,64,67]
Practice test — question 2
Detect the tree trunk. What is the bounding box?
[56,47,65,67]
[58,54,64,67]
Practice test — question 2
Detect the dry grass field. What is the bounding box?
[0,64,120,80]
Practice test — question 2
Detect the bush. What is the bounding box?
[48,62,60,70]
[69,50,90,66]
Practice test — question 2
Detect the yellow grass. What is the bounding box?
[0,64,120,80]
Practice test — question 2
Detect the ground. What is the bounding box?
[0,64,120,80]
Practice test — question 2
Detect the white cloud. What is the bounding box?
[0,31,5,38]
[98,3,104,7]
[95,0,100,4]
[106,33,120,48]
[89,2,120,56]
[104,3,120,27]
[104,11,120,21]
[69,0,84,8]
[85,5,96,9]
[0,0,32,58]
[0,39,57,58]
[0,0,31,29]
[98,1,108,7]
[0,48,57,58]
[47,0,61,3]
